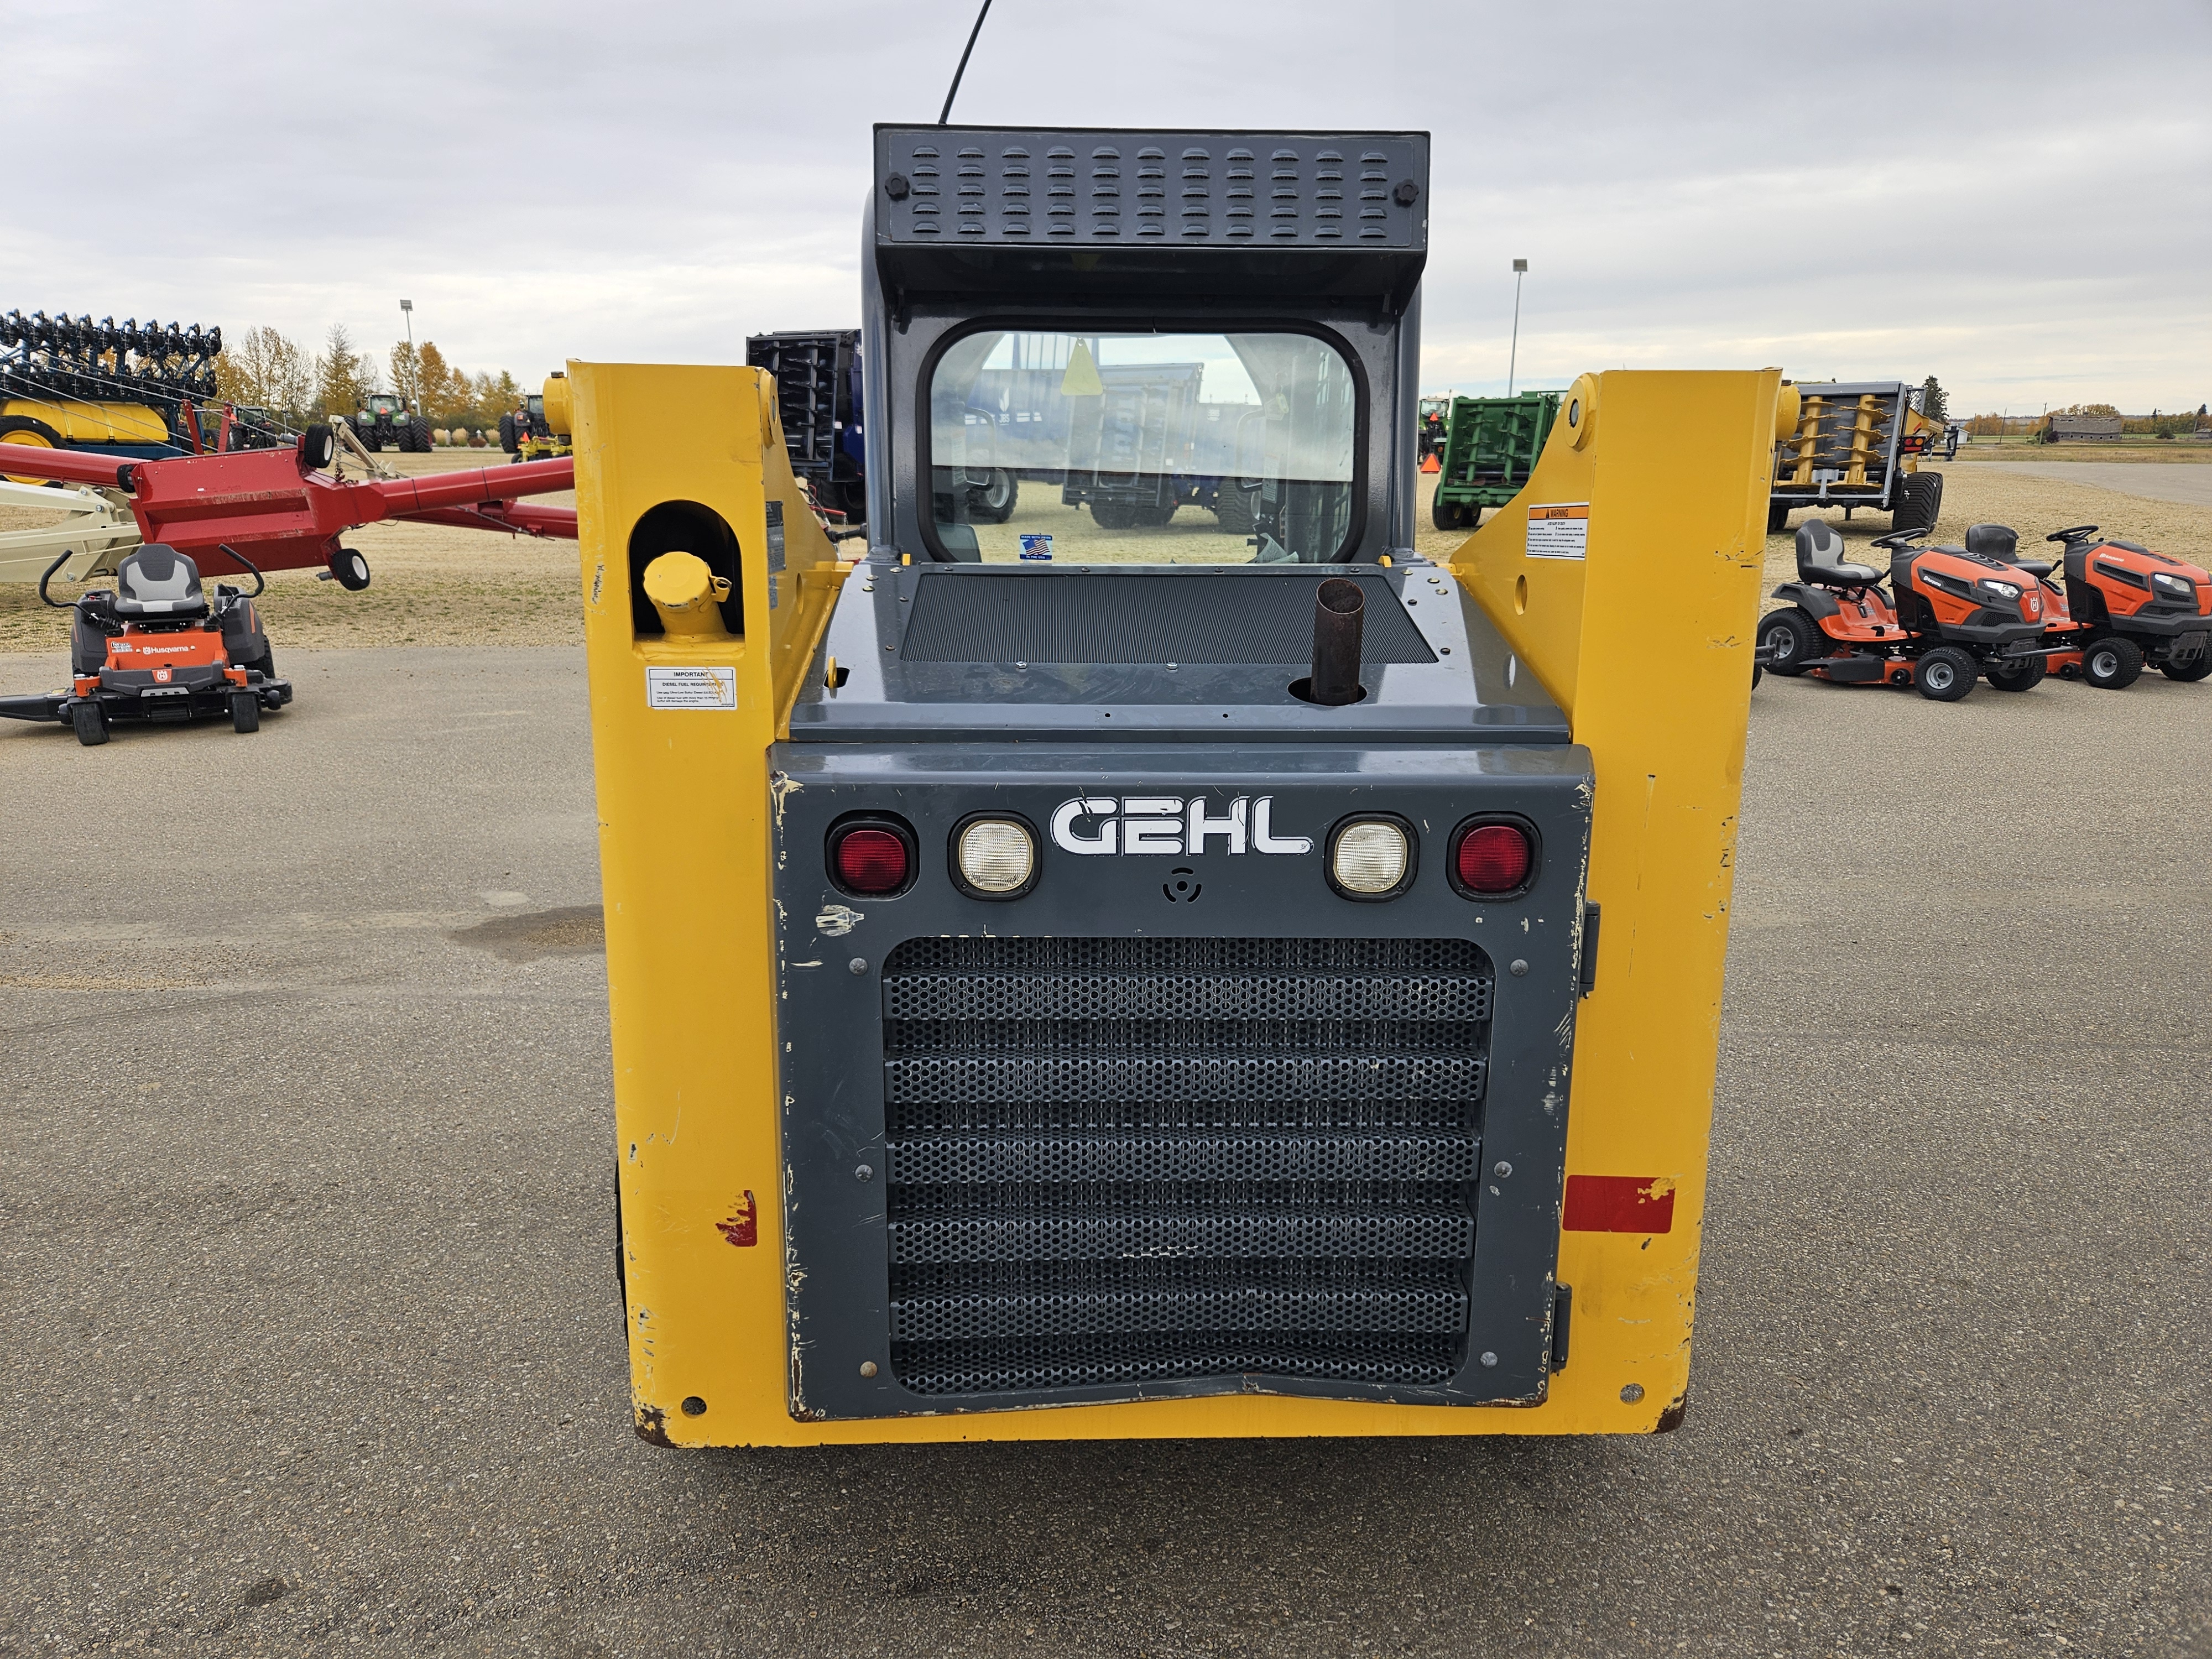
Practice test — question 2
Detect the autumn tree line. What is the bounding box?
[213,324,526,436]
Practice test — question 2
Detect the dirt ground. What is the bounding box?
[3,448,2207,660]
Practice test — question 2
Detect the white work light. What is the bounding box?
[1329,818,1411,896]
[956,817,1036,896]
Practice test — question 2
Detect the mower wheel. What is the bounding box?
[1913,645,1977,701]
[2160,651,2212,684]
[70,702,109,746]
[1893,471,1943,536]
[1756,608,1823,677]
[231,691,260,733]
[2081,633,2144,690]
[1985,656,2047,692]
[1766,499,1790,534]
[329,548,372,592]
[1432,497,1469,533]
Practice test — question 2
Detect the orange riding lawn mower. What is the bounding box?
[1,543,290,745]
[1757,520,2211,701]
[2027,525,2212,688]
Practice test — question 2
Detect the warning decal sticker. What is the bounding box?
[1526,502,1590,561]
[646,666,738,710]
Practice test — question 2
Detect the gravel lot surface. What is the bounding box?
[1952,462,2212,509]
[2,644,2206,1657]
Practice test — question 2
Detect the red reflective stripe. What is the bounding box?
[1562,1173,1674,1234]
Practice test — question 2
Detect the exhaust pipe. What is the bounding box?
[1308,577,1365,706]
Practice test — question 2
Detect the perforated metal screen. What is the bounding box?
[882,936,1489,1397]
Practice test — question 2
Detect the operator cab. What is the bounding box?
[862,126,1427,568]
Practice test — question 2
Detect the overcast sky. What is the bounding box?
[4,1,2206,414]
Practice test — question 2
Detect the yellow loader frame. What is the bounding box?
[571,359,1785,1446]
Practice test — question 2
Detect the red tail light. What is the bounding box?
[832,827,910,895]
[1453,822,1533,895]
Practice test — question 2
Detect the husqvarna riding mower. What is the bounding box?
[0,542,292,745]
[1757,519,2056,700]
[2023,525,2212,689]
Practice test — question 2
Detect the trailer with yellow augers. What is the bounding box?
[571,125,1785,1446]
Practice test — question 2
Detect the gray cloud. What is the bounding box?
[3,0,2205,412]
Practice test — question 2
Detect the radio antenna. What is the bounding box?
[938,0,994,124]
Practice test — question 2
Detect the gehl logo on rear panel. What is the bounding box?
[1048,796,1312,857]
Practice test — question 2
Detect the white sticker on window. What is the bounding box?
[646,666,738,709]
[1526,503,1590,560]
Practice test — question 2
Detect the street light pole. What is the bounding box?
[1507,259,1527,397]
[399,299,415,406]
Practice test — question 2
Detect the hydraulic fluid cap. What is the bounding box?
[642,551,732,635]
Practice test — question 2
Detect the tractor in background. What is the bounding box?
[352,392,432,453]
[499,375,573,462]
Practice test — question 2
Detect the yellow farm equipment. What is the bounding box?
[1766,379,1943,534]
[572,125,1785,1447]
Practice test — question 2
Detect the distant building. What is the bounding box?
[2045,415,2124,442]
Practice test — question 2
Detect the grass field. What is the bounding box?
[4,447,2208,659]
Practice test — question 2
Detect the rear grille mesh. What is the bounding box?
[883,937,1488,1397]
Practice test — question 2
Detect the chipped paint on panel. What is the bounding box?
[769,770,802,830]
[813,904,863,938]
[717,1191,759,1247]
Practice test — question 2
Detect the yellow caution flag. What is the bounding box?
[1060,338,1104,397]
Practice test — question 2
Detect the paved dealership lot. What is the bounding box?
[2,646,2206,1657]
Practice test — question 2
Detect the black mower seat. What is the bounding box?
[1794,520,1880,587]
[1965,521,2052,577]
[112,545,207,619]
[1965,522,2017,561]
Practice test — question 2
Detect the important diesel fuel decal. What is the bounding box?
[1048,795,1313,857]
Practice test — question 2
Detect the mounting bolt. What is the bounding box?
[884,173,911,201]
[855,1164,873,1182]
[1479,1351,1498,1368]
[859,1360,879,1379]
[1509,959,1529,977]
[848,957,868,975]
[1620,1383,1645,1404]
[1494,1161,1513,1178]
[1392,179,1421,207]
